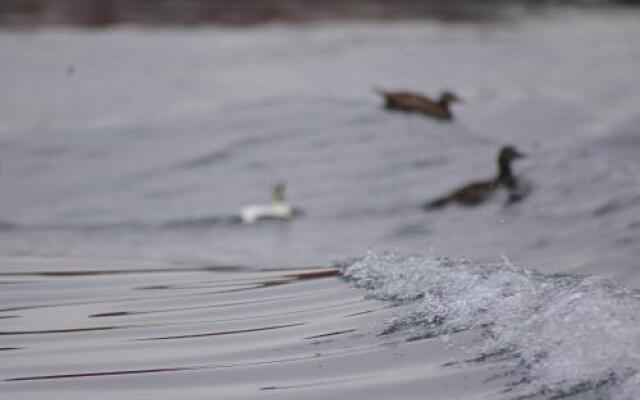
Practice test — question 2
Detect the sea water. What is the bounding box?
[1,6,640,399]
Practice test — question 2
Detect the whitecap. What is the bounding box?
[341,250,640,399]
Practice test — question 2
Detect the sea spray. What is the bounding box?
[341,251,640,399]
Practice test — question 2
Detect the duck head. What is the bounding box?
[497,146,525,186]
[498,146,525,163]
[439,91,462,107]
[272,182,286,203]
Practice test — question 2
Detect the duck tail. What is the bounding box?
[374,87,396,109]
[423,197,449,211]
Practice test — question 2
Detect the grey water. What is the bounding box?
[1,6,640,399]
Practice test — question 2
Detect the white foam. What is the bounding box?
[342,251,640,399]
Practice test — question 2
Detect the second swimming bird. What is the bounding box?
[424,146,526,210]
[239,183,300,224]
[376,89,462,120]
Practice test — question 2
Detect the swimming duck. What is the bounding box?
[424,146,526,209]
[376,89,462,120]
[240,182,298,224]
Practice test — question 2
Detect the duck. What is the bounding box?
[424,146,526,210]
[376,89,462,120]
[239,182,299,224]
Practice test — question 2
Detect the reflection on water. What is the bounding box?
[0,258,503,400]
[3,253,639,399]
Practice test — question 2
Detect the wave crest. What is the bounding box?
[341,251,640,399]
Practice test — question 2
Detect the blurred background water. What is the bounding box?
[1,1,639,280]
[1,1,640,399]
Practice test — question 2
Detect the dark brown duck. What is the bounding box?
[376,89,461,120]
[424,146,526,210]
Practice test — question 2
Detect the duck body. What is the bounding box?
[238,182,300,224]
[240,202,295,224]
[424,146,526,210]
[377,90,460,120]
[426,180,498,209]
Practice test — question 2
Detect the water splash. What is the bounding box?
[341,250,640,399]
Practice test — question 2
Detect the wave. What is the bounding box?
[340,251,640,400]
[0,221,17,231]
[0,215,247,233]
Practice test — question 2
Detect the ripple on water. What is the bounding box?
[0,257,506,400]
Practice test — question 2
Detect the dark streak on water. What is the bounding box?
[0,258,505,399]
[303,329,357,340]
[139,323,306,341]
[6,366,202,382]
[0,327,119,336]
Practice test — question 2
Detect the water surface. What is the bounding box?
[1,7,640,399]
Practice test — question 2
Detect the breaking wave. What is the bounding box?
[341,251,640,399]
